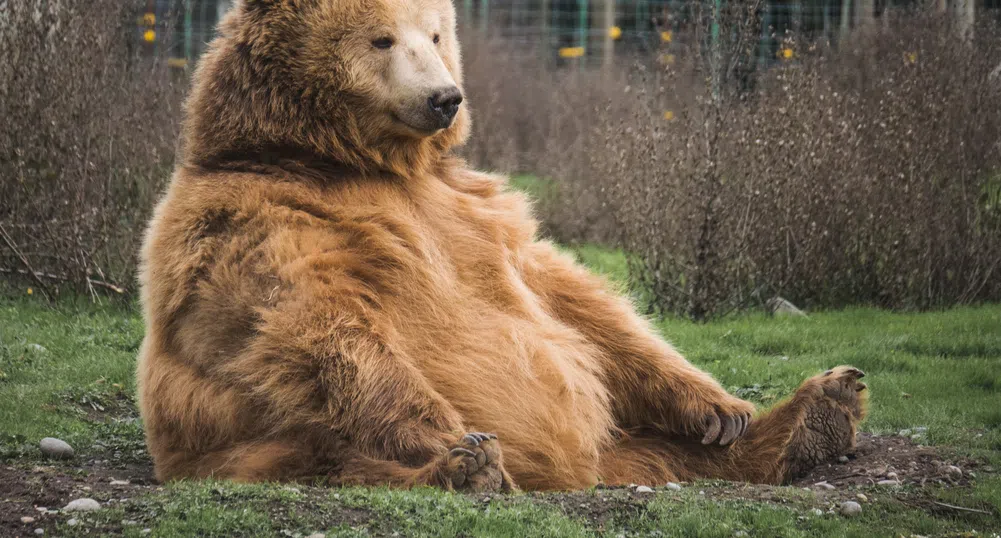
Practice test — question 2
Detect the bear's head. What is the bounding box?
[182,0,469,177]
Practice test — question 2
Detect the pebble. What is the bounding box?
[635,485,654,494]
[666,482,682,491]
[21,517,35,524]
[35,507,47,513]
[945,465,963,478]
[305,534,326,538]
[109,480,130,486]
[39,438,74,459]
[28,344,47,353]
[856,493,868,502]
[837,455,849,463]
[813,481,836,490]
[811,508,824,516]
[886,472,898,480]
[67,519,79,527]
[34,529,44,536]
[839,501,863,517]
[63,498,101,512]
[734,531,749,537]
[142,530,151,535]
[877,479,901,486]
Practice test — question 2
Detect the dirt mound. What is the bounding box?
[792,433,983,488]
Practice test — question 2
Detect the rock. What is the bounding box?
[886,472,898,480]
[856,493,868,502]
[123,520,138,526]
[838,455,849,463]
[28,344,47,353]
[734,531,749,537]
[814,481,836,490]
[811,508,824,516]
[898,429,912,437]
[666,482,682,491]
[39,438,74,459]
[839,501,863,517]
[877,479,901,486]
[767,297,808,317]
[635,485,654,494]
[305,534,326,538]
[67,519,79,527]
[34,529,44,536]
[109,480,130,486]
[35,507,47,512]
[63,498,101,512]
[142,530,151,535]
[20,517,35,524]
[945,465,962,478]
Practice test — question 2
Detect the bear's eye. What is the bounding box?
[432,33,440,45]
[372,37,394,50]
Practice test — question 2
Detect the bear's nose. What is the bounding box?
[428,87,463,125]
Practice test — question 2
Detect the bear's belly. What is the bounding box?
[398,305,615,488]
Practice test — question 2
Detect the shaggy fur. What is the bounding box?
[138,0,868,492]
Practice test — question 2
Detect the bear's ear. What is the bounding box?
[242,0,302,11]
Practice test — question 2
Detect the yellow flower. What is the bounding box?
[659,53,676,66]
[778,47,794,60]
[661,31,672,43]
[144,29,156,43]
[904,52,918,65]
[663,110,675,121]
[608,26,622,40]
[27,288,33,295]
[558,47,585,59]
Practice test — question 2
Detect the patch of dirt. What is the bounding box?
[0,460,156,537]
[792,433,984,489]
[0,433,990,536]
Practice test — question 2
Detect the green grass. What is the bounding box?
[2,255,1001,536]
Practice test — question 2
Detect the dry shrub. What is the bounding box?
[565,14,1001,318]
[0,0,183,298]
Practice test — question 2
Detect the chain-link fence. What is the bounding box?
[137,0,1000,71]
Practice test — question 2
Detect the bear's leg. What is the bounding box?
[599,366,868,485]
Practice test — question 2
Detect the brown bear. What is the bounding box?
[137,0,868,492]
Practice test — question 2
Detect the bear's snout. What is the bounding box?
[428,87,463,128]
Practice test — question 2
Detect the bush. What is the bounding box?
[0,0,183,298]
[463,14,1001,319]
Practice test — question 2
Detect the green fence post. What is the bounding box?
[578,0,589,67]
[184,0,193,64]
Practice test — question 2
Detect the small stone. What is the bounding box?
[35,507,47,512]
[666,482,682,491]
[63,498,101,512]
[856,493,868,502]
[305,534,326,538]
[67,519,79,527]
[123,520,138,526]
[814,481,836,490]
[898,429,912,437]
[877,479,901,486]
[142,530,152,535]
[21,517,35,524]
[838,455,849,463]
[967,471,976,478]
[699,490,705,495]
[28,344,47,353]
[839,501,862,517]
[734,531,749,537]
[39,438,74,459]
[886,472,898,479]
[34,529,44,536]
[635,485,654,494]
[811,508,824,516]
[945,465,962,478]
[109,480,130,486]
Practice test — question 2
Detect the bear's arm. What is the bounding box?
[519,240,755,442]
[168,216,467,465]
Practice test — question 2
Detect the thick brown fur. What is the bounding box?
[138,0,868,492]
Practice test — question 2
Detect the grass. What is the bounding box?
[2,251,1001,536]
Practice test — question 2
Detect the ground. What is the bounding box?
[1,251,1000,537]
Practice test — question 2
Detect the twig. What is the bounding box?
[0,224,55,302]
[931,501,992,515]
[0,268,126,295]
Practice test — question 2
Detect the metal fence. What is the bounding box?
[141,0,999,69]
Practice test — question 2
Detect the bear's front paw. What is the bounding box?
[439,432,517,493]
[691,394,756,446]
